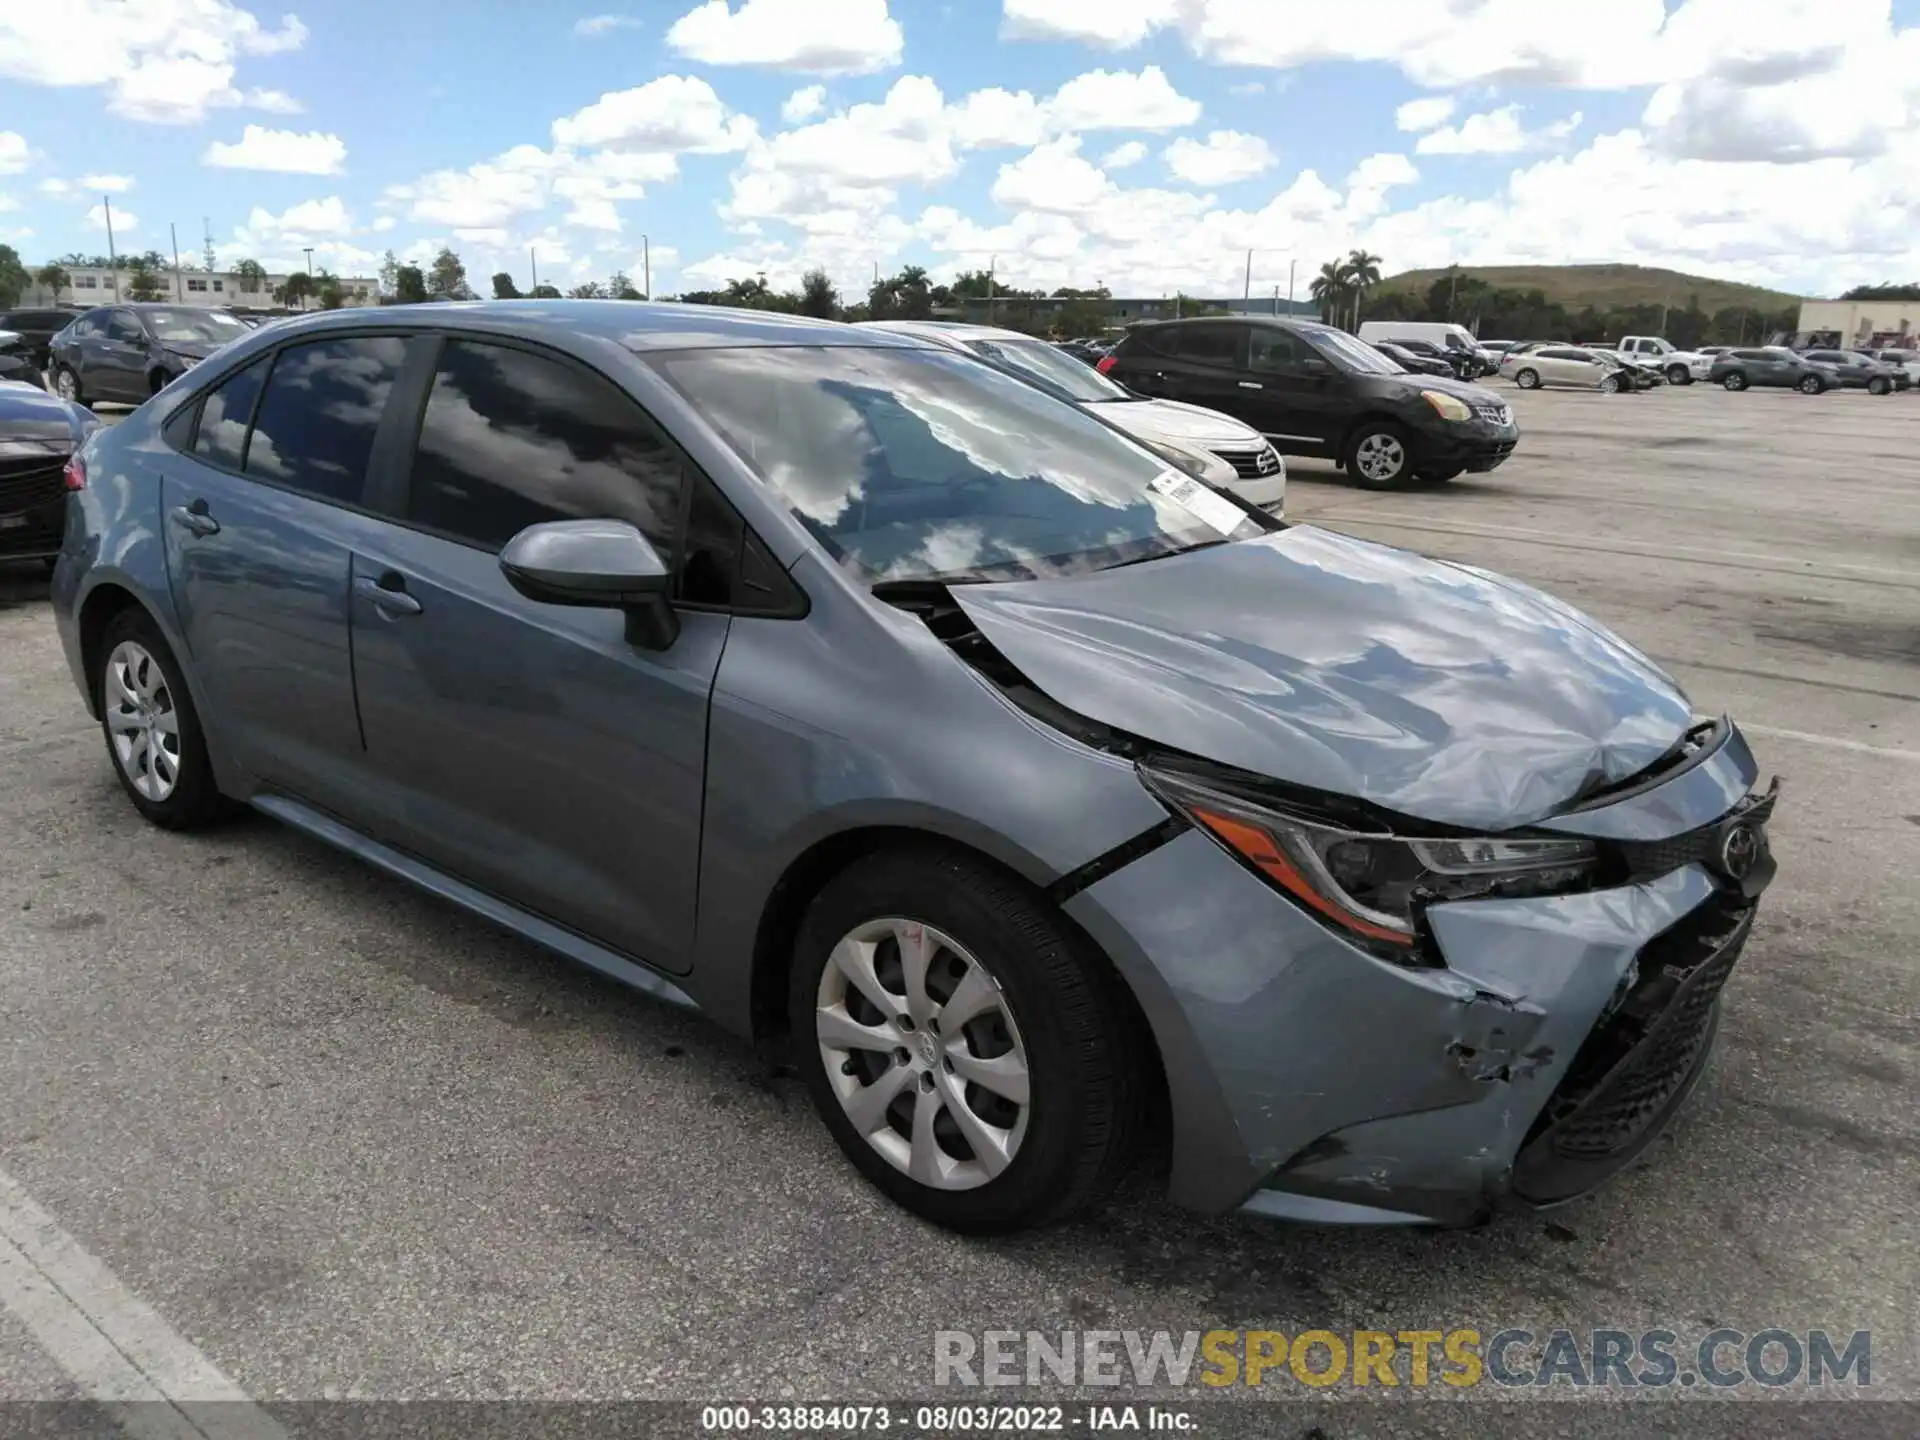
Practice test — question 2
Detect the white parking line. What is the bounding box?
[1740,723,1920,762]
[0,1166,284,1439]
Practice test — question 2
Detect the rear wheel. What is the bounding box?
[790,849,1144,1234]
[1723,371,1749,391]
[1798,374,1824,395]
[1344,422,1413,490]
[95,610,225,830]
[1514,367,1541,390]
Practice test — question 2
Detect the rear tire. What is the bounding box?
[95,609,225,831]
[1723,372,1748,391]
[1344,421,1413,490]
[789,849,1144,1234]
[1514,367,1541,390]
[1798,375,1823,395]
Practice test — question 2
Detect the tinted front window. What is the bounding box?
[246,337,406,503]
[1308,328,1402,374]
[962,336,1127,403]
[653,345,1268,585]
[144,310,249,345]
[106,314,143,343]
[407,339,681,555]
[1248,330,1303,371]
[189,355,269,470]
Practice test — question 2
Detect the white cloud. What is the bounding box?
[0,132,29,174]
[1395,96,1456,132]
[667,0,903,75]
[1165,130,1275,186]
[1415,106,1582,155]
[552,75,758,152]
[245,87,303,113]
[999,0,1174,48]
[202,126,347,174]
[227,197,356,261]
[386,148,556,229]
[949,87,1049,149]
[1100,140,1147,169]
[574,14,642,36]
[85,203,136,232]
[781,84,827,123]
[43,172,136,195]
[371,216,396,232]
[1047,66,1201,132]
[0,0,307,123]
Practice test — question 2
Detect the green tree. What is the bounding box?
[799,267,839,319]
[377,250,400,297]
[568,281,608,299]
[491,271,521,299]
[0,245,33,307]
[315,271,345,310]
[1346,248,1383,328]
[126,261,164,302]
[606,270,641,299]
[34,263,71,302]
[426,247,471,300]
[1839,282,1920,300]
[1309,260,1351,326]
[529,283,561,299]
[275,271,315,309]
[392,265,428,305]
[231,258,267,295]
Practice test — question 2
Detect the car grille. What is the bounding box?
[0,458,66,517]
[1472,401,1513,425]
[1211,443,1283,480]
[1510,896,1753,1202]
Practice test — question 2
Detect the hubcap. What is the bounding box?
[1355,432,1405,482]
[104,641,181,802]
[816,917,1031,1191]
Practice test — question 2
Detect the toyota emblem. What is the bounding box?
[1718,822,1761,880]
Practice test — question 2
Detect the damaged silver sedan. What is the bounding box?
[56,305,1776,1234]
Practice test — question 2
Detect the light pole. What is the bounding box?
[1245,248,1292,314]
[303,247,314,311]
[104,197,120,300]
[642,233,650,300]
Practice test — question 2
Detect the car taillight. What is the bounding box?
[1095,355,1117,374]
[62,453,86,491]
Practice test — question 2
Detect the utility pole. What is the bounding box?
[202,217,216,274]
[1273,285,1279,316]
[303,247,315,311]
[642,233,650,300]
[1244,248,1252,302]
[1287,259,1296,312]
[170,222,183,302]
[104,197,120,299]
[987,253,995,323]
[530,247,539,293]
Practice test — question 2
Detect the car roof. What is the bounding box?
[245,300,928,354]
[860,319,1040,346]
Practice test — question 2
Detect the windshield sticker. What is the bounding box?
[1147,469,1247,537]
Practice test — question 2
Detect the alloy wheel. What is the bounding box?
[55,369,78,402]
[815,916,1031,1191]
[1515,368,1539,389]
[1354,432,1407,484]
[104,641,182,802]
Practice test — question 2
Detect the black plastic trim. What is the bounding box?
[1044,815,1190,904]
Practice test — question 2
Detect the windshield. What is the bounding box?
[652,345,1269,585]
[144,310,249,344]
[961,335,1129,404]
[1309,328,1403,375]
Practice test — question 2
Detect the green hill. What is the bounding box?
[1374,264,1805,314]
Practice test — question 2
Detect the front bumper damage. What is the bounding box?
[1061,718,1776,1225]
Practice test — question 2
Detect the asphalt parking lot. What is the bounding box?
[1,382,1916,1438]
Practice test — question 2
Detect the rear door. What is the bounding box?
[161,334,414,811]
[1157,322,1254,420]
[345,335,730,973]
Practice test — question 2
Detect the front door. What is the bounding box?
[1243,326,1341,453]
[346,335,724,973]
[93,310,151,402]
[162,336,411,809]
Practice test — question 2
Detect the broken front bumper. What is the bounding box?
[1061,719,1774,1224]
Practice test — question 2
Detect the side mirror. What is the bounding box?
[499,519,679,650]
[1299,356,1331,376]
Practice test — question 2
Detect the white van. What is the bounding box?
[1358,321,1492,374]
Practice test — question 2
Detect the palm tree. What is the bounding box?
[1346,248,1383,329]
[1308,260,1350,326]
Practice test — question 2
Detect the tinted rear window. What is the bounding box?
[245,337,407,504]
[189,355,270,471]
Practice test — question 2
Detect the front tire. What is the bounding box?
[1868,376,1891,395]
[53,365,88,408]
[1514,367,1541,390]
[95,610,225,830]
[1601,373,1624,394]
[1344,422,1414,490]
[1798,374,1824,395]
[1723,371,1749,391]
[790,849,1144,1234]
[1666,364,1691,385]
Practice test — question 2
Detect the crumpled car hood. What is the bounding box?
[953,527,1692,831]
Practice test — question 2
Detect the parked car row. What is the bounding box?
[42,299,1774,1236]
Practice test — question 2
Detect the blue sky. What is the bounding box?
[3,0,1917,300]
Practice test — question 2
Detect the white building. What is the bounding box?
[28,266,380,310]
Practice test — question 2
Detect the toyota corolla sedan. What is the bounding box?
[52,303,1778,1234]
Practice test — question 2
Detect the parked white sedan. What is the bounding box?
[1501,346,1632,393]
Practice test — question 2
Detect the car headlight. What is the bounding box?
[1140,763,1596,958]
[1137,435,1233,485]
[1420,390,1472,422]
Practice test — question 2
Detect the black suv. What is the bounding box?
[1102,317,1518,489]
[0,308,77,371]
[48,304,252,408]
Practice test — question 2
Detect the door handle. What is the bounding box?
[1238,381,1263,390]
[354,572,423,617]
[167,500,219,537]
